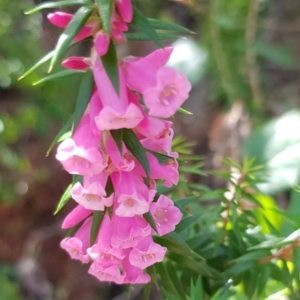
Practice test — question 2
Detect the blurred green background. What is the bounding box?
[1,0,300,299]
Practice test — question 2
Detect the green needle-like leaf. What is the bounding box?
[101,41,120,95]
[144,212,158,233]
[123,129,150,179]
[24,0,92,14]
[32,69,84,85]
[73,70,94,131]
[147,18,194,34]
[110,129,123,154]
[46,115,73,156]
[95,0,113,33]
[145,149,174,165]
[90,211,105,246]
[49,6,93,72]
[125,32,181,42]
[131,8,162,47]
[54,183,72,215]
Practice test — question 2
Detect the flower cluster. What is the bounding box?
[50,0,191,284]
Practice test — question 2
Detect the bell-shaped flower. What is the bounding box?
[121,47,173,92]
[88,262,125,284]
[105,134,135,172]
[134,153,179,187]
[143,67,191,118]
[61,204,93,229]
[71,178,113,211]
[122,254,150,284]
[60,217,92,263]
[111,172,150,217]
[150,195,182,236]
[111,215,151,249]
[92,55,144,130]
[56,114,106,176]
[87,216,126,267]
[129,236,167,269]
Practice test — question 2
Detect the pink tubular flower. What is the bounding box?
[143,67,192,118]
[60,217,92,263]
[150,195,182,236]
[88,262,125,284]
[112,172,150,217]
[92,56,144,130]
[47,12,96,42]
[129,236,167,269]
[122,47,173,92]
[122,254,151,284]
[61,205,93,229]
[62,56,90,70]
[56,114,107,176]
[111,215,152,249]
[94,31,110,56]
[115,0,133,23]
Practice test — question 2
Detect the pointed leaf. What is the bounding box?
[175,214,200,233]
[147,18,193,34]
[146,265,159,289]
[19,51,54,80]
[101,41,120,95]
[125,32,180,42]
[190,277,204,300]
[123,129,150,179]
[49,6,93,71]
[54,183,72,215]
[177,106,193,115]
[143,212,158,233]
[131,8,162,47]
[110,129,123,154]
[46,114,73,156]
[25,0,92,14]
[155,263,180,298]
[90,211,105,246]
[32,69,84,85]
[73,70,94,130]
[95,0,113,33]
[145,149,174,164]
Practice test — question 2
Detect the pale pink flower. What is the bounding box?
[111,172,150,217]
[61,205,92,229]
[88,262,125,284]
[71,181,113,211]
[60,217,92,263]
[122,47,173,92]
[111,215,151,249]
[143,67,191,118]
[92,56,144,130]
[122,255,151,284]
[129,236,167,269]
[150,195,182,236]
[56,114,106,176]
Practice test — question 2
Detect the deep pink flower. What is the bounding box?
[62,56,90,70]
[94,31,110,56]
[47,12,96,42]
[143,67,191,118]
[150,195,182,236]
[115,0,133,23]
